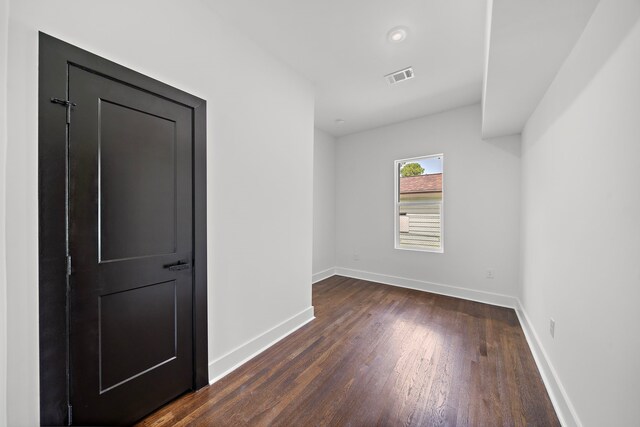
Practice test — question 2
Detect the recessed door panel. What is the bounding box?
[99,281,177,392]
[99,100,177,262]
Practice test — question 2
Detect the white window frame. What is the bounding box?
[394,154,444,253]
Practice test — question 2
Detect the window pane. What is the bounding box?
[396,155,443,252]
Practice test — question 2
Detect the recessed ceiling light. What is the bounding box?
[387,26,408,43]
[335,119,345,125]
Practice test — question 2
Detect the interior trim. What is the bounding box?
[334,267,519,308]
[312,267,336,284]
[208,306,315,385]
[515,301,581,427]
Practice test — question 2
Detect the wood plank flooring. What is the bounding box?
[137,276,559,426]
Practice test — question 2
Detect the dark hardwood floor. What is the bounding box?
[138,276,559,426]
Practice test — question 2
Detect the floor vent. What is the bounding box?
[385,67,414,85]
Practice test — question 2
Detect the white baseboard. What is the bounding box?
[515,301,582,427]
[334,267,519,309]
[312,267,336,284]
[208,306,315,384]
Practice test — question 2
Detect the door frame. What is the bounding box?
[38,32,209,426]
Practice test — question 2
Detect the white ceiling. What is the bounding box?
[482,0,600,138]
[204,0,600,139]
[205,0,487,137]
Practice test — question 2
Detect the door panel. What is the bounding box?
[99,100,177,261]
[99,280,177,392]
[68,65,194,425]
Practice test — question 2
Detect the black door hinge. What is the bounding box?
[67,255,72,276]
[67,404,73,425]
[50,98,77,124]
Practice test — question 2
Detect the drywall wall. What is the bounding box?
[312,128,336,281]
[4,0,314,424]
[482,0,599,138]
[0,0,9,424]
[520,0,640,425]
[335,104,521,304]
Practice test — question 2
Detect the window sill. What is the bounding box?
[395,245,444,254]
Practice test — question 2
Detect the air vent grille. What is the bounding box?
[385,67,414,85]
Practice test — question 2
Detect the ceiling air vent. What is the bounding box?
[385,67,414,85]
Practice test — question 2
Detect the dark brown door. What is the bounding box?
[68,65,194,425]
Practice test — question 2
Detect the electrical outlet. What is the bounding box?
[549,318,556,338]
[486,268,494,279]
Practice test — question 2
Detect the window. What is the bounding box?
[394,154,443,252]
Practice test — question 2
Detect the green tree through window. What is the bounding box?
[400,162,425,177]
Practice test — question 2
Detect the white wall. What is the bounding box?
[4,0,314,424]
[0,0,9,424]
[335,104,521,304]
[312,128,336,281]
[520,0,640,425]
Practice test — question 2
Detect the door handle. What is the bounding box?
[164,260,191,271]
